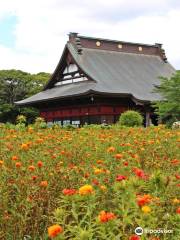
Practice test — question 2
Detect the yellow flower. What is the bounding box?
[172,198,180,204]
[79,184,94,195]
[94,168,103,174]
[141,205,151,214]
[100,185,107,191]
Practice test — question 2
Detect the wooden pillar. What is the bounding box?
[145,112,151,127]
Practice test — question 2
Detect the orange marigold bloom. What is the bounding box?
[37,161,43,167]
[15,162,22,168]
[107,146,115,153]
[142,205,151,213]
[40,181,48,187]
[21,143,29,150]
[48,224,63,238]
[114,153,123,159]
[0,160,3,165]
[62,188,76,195]
[79,184,94,195]
[12,155,18,161]
[98,211,116,223]
[28,165,35,171]
[137,194,151,206]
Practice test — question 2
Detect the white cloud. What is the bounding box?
[0,0,180,73]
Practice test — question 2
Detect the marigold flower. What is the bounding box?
[176,207,180,214]
[79,184,94,195]
[123,161,129,166]
[175,174,180,180]
[141,205,151,213]
[28,165,35,171]
[98,211,116,223]
[94,168,103,174]
[62,189,76,195]
[21,143,29,150]
[0,160,3,165]
[107,146,115,153]
[15,162,22,168]
[100,185,107,191]
[32,175,38,180]
[129,235,140,240]
[92,179,99,185]
[37,161,43,168]
[40,181,48,187]
[48,224,63,238]
[116,175,127,181]
[133,167,148,180]
[115,153,123,159]
[172,198,180,204]
[137,194,151,206]
[12,155,18,161]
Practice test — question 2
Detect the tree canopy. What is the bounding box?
[153,71,180,125]
[0,69,50,123]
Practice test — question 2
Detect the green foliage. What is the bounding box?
[118,110,143,127]
[0,69,50,123]
[153,71,180,126]
[16,115,26,124]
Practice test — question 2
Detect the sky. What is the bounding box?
[0,0,180,73]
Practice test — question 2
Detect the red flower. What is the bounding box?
[62,189,76,195]
[116,175,127,181]
[137,194,151,206]
[129,235,140,240]
[32,175,38,180]
[37,161,43,168]
[15,162,22,168]
[92,179,99,185]
[123,161,129,166]
[175,174,180,180]
[98,211,116,223]
[176,207,180,214]
[133,168,148,180]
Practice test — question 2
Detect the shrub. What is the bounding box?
[118,110,143,127]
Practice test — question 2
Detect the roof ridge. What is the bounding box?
[78,35,160,48]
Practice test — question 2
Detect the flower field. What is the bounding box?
[0,124,180,240]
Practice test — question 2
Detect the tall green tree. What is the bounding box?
[153,71,180,125]
[0,69,50,123]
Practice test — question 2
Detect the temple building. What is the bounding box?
[16,33,175,126]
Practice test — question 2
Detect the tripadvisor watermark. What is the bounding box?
[135,227,173,236]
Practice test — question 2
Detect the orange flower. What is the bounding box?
[79,184,94,195]
[137,194,151,206]
[48,224,63,238]
[40,181,48,187]
[62,189,76,195]
[107,146,115,153]
[98,211,116,223]
[12,155,18,161]
[0,160,3,166]
[141,205,151,213]
[114,153,123,159]
[28,165,35,171]
[37,161,43,168]
[21,143,29,150]
[15,162,22,168]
